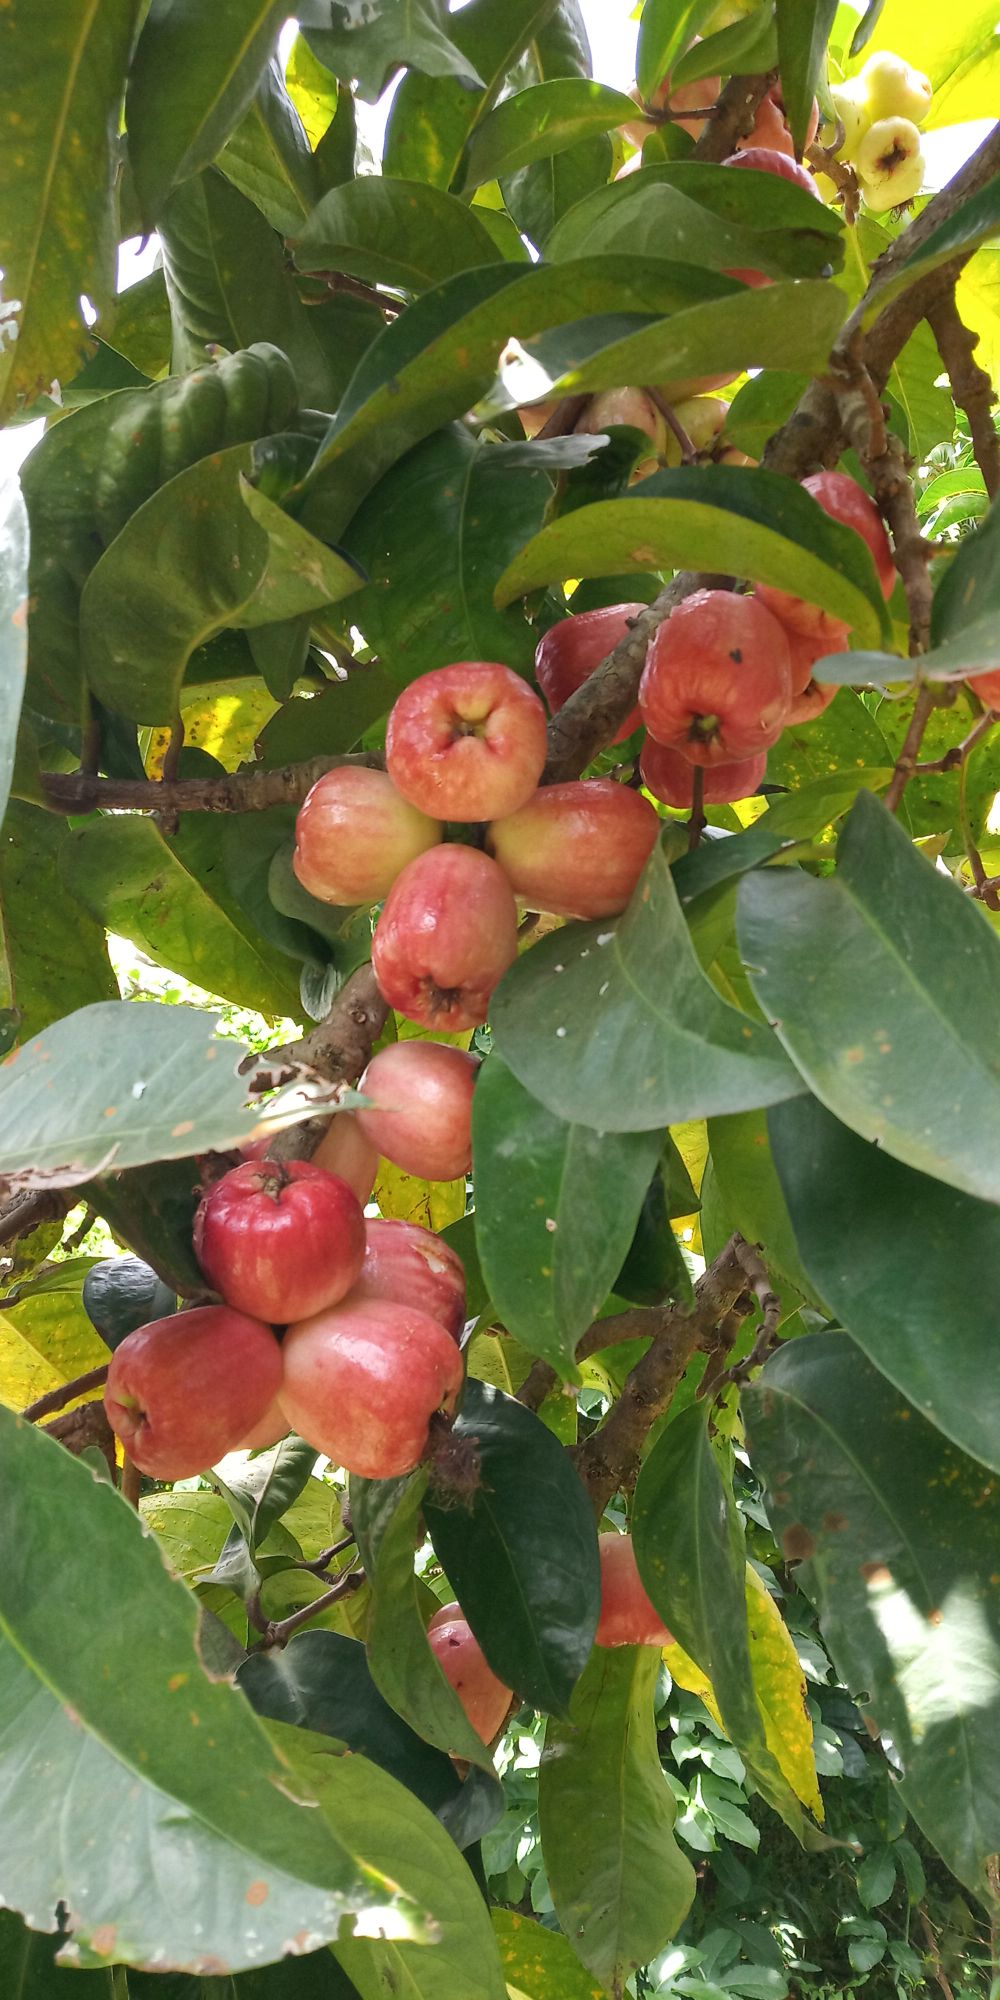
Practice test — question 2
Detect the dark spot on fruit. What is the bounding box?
[729,648,743,663]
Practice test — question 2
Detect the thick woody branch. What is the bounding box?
[0,1187,73,1252]
[926,292,1000,499]
[23,1364,110,1423]
[40,752,382,818]
[691,73,776,163]
[263,963,388,1164]
[518,1307,661,1414]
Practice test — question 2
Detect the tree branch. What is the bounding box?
[926,291,1000,499]
[0,1187,73,1252]
[691,73,776,163]
[263,963,388,1164]
[22,1363,109,1423]
[40,752,383,818]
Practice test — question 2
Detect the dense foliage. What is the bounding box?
[2,2,1000,1996]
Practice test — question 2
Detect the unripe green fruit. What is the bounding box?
[828,81,871,162]
[861,50,932,126]
[856,115,925,212]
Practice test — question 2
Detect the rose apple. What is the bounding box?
[348,1218,467,1341]
[623,49,722,147]
[237,1393,291,1451]
[785,679,838,725]
[104,1306,283,1480]
[595,1533,674,1648]
[861,51,932,127]
[372,844,519,1031]
[575,388,668,480]
[641,737,767,807]
[310,1112,379,1204]
[534,604,645,743]
[967,669,1000,709]
[638,590,793,763]
[784,620,853,696]
[756,472,894,644]
[279,1299,464,1478]
[828,80,871,162]
[427,1603,513,1741]
[855,116,925,212]
[355,1041,479,1183]
[736,82,818,158]
[292,767,441,908]
[385,662,548,823]
[194,1159,365,1324]
[487,780,660,920]
[518,398,559,438]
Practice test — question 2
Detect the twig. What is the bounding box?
[518,1307,661,1413]
[154,714,186,836]
[252,1564,365,1650]
[0,1188,74,1251]
[714,1241,782,1387]
[646,385,696,462]
[40,752,383,818]
[919,1911,956,2000]
[22,1363,109,1423]
[691,73,776,163]
[959,757,1000,911]
[43,1400,117,1477]
[61,1205,98,1254]
[295,1533,357,1577]
[885,686,941,813]
[915,708,997,773]
[806,139,860,224]
[926,293,1000,499]
[535,395,590,440]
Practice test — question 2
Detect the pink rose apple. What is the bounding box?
[355,1040,478,1183]
[595,1533,674,1648]
[372,844,519,1031]
[638,590,792,763]
[104,1306,283,1479]
[279,1298,464,1477]
[348,1218,468,1342]
[293,766,440,906]
[487,779,659,919]
[194,1159,365,1324]
[385,662,548,822]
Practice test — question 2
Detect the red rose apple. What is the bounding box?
[785,679,838,725]
[194,1159,365,1324]
[595,1533,674,1648]
[640,738,767,807]
[104,1306,283,1480]
[355,1040,479,1182]
[735,84,818,159]
[487,779,659,919]
[348,1218,468,1341]
[638,590,792,763]
[427,1602,513,1741]
[385,662,548,822]
[372,844,519,1031]
[967,669,1000,709]
[783,618,853,696]
[279,1298,464,1477]
[310,1112,380,1204]
[534,604,645,743]
[757,472,894,643]
[236,1393,291,1452]
[292,766,441,908]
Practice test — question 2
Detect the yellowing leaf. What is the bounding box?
[145,680,279,776]
[664,1565,823,1820]
[0,1316,65,1412]
[671,1118,709,1253]
[373,1157,466,1231]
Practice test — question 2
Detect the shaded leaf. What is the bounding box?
[462,79,636,190]
[707,1110,820,1305]
[744,1333,1000,1900]
[85,1157,205,1299]
[215,1437,318,1554]
[491,1909,605,2000]
[83,1256,176,1351]
[425,1380,601,1714]
[492,842,800,1133]
[0,1910,116,1997]
[768,1093,1000,1475]
[0,804,117,1051]
[299,0,483,100]
[0,0,141,420]
[472,1056,661,1378]
[0,483,28,827]
[539,1647,696,1990]
[775,0,839,156]
[738,790,1000,1204]
[295,178,503,292]
[125,0,288,223]
[217,57,319,236]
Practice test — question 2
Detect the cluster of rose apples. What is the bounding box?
[829,51,933,213]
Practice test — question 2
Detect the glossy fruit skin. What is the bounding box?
[641,737,767,807]
[828,80,871,161]
[639,590,793,764]
[356,1041,479,1183]
[757,472,894,643]
[736,83,818,158]
[279,1298,464,1478]
[967,669,1000,709]
[194,1160,365,1324]
[595,1533,674,1647]
[576,388,668,482]
[386,662,548,823]
[348,1218,468,1342]
[487,780,660,920]
[310,1112,380,1204]
[105,1307,283,1480]
[534,604,645,743]
[372,844,519,1032]
[236,1393,290,1451]
[785,679,838,726]
[784,620,853,696]
[293,766,441,908]
[427,1603,513,1741]
[856,116,925,212]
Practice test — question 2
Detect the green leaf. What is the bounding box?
[491,1910,606,2000]
[738,790,1000,1204]
[215,1437,319,1554]
[0,482,28,827]
[462,79,636,190]
[0,1001,281,1189]
[347,427,547,685]
[495,466,889,647]
[350,1470,500,1771]
[707,1111,820,1306]
[125,0,288,224]
[539,1646,697,1990]
[83,1256,176,1351]
[472,1057,662,1378]
[295,258,752,537]
[633,1406,815,1839]
[238,1630,495,1848]
[158,170,335,405]
[238,478,365,627]
[62,814,303,1021]
[744,1333,1000,1899]
[295,177,504,292]
[0,1409,432,1971]
[0,1910,116,1997]
[492,842,800,1133]
[424,1380,601,1714]
[857,1845,897,1909]
[84,1157,205,1298]
[546,166,842,277]
[0,804,117,1051]
[217,57,319,236]
[502,133,613,251]
[0,0,141,421]
[257,666,396,764]
[636,0,719,99]
[768,1094,1000,1475]
[775,0,839,156]
[299,0,484,102]
[671,6,778,85]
